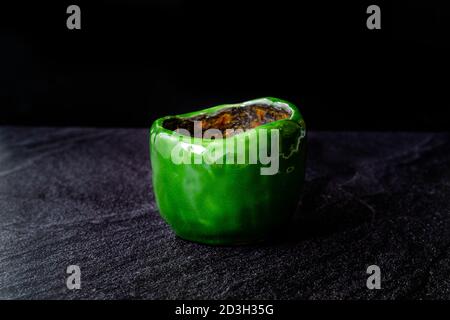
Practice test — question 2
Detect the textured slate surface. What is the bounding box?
[0,127,449,299]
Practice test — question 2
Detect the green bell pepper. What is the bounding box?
[150,97,307,245]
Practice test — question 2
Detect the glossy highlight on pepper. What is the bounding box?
[150,97,307,245]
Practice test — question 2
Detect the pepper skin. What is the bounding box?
[150,97,307,245]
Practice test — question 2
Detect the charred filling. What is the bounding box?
[163,104,291,138]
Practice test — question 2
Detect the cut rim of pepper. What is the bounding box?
[153,97,305,142]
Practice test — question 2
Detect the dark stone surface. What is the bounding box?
[0,127,449,299]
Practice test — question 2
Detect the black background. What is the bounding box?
[0,0,449,130]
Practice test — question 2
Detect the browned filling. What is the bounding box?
[163,104,290,138]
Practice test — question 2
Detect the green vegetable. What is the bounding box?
[150,97,307,245]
